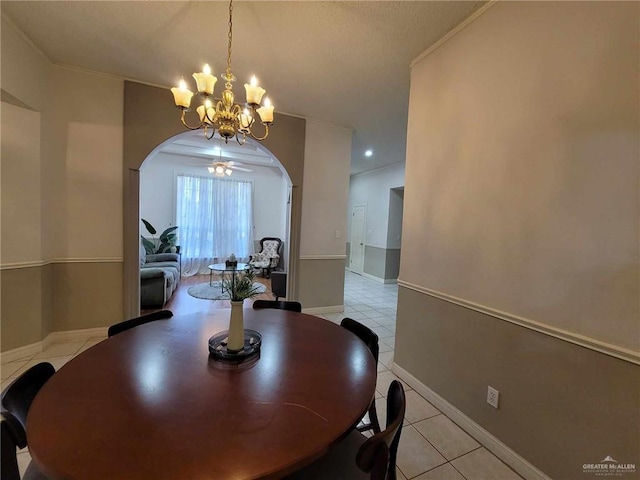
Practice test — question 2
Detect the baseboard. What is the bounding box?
[1,327,108,363]
[359,272,398,284]
[302,305,344,315]
[392,364,552,480]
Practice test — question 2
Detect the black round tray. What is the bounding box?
[208,329,262,362]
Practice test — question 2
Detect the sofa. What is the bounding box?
[140,245,181,308]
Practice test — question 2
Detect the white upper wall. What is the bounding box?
[140,152,288,246]
[300,119,352,257]
[403,1,639,352]
[348,162,405,249]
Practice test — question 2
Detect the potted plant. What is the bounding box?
[140,219,179,254]
[222,269,262,352]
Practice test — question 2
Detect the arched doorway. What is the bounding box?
[123,81,306,317]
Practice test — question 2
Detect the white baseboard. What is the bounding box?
[392,364,551,480]
[1,327,108,364]
[302,305,344,315]
[349,270,398,285]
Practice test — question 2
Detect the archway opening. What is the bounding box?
[137,130,293,313]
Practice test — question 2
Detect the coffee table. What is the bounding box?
[208,262,249,287]
[27,310,377,479]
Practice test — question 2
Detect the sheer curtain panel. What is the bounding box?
[176,175,253,276]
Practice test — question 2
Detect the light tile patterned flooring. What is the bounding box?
[1,270,522,479]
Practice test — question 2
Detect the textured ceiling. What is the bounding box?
[1,1,485,175]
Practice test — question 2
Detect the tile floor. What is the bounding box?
[1,270,522,479]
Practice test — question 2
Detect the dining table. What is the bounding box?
[27,309,377,480]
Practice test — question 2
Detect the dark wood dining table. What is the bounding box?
[27,309,377,480]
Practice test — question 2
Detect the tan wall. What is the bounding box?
[300,119,352,256]
[0,267,43,350]
[298,258,346,309]
[395,287,640,480]
[0,16,50,111]
[49,67,124,259]
[298,119,351,307]
[50,262,123,332]
[403,1,639,351]
[1,103,41,264]
[398,2,639,478]
[1,19,126,351]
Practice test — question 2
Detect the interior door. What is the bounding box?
[350,205,366,274]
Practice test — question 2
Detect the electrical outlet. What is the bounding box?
[487,386,500,409]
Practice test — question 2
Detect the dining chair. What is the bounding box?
[285,380,406,480]
[1,362,56,444]
[252,300,302,313]
[341,317,381,434]
[107,309,173,337]
[1,412,48,480]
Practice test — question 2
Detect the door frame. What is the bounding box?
[349,203,367,274]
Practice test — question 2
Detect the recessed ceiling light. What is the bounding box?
[365,150,373,157]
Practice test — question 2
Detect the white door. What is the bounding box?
[350,205,366,274]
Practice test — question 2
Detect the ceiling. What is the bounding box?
[1,1,485,175]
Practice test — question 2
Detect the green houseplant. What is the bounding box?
[141,219,179,254]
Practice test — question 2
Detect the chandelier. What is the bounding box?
[171,0,274,145]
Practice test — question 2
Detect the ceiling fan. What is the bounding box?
[206,160,252,177]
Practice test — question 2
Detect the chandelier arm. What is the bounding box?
[205,126,216,140]
[179,110,206,130]
[247,123,270,141]
[235,132,246,146]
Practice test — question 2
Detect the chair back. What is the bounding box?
[1,362,55,447]
[356,380,406,480]
[341,317,381,434]
[1,414,22,480]
[341,317,379,363]
[252,300,302,313]
[108,310,173,337]
[259,237,282,256]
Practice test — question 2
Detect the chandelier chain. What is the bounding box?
[226,0,233,78]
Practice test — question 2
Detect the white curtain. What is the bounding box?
[176,174,253,276]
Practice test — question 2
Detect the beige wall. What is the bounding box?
[300,119,352,256]
[402,1,639,352]
[49,67,124,259]
[298,119,351,308]
[1,103,41,264]
[398,2,639,478]
[1,19,125,351]
[0,16,50,111]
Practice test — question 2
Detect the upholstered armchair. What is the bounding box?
[249,237,282,278]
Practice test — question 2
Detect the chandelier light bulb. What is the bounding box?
[203,64,211,75]
[250,75,258,87]
[171,78,194,109]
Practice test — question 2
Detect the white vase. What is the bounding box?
[227,300,245,352]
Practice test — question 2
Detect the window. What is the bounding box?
[176,174,253,275]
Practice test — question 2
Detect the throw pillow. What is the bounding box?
[139,243,146,267]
